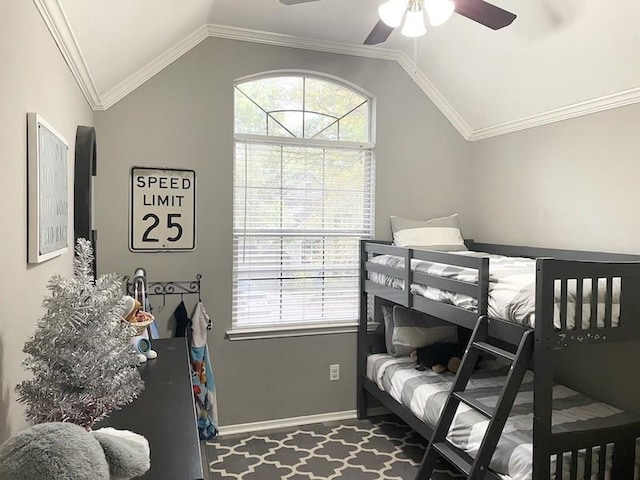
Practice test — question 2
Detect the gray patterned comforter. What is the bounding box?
[367,354,640,480]
[369,252,620,329]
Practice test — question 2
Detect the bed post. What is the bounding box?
[533,258,554,479]
[405,248,413,308]
[357,239,369,420]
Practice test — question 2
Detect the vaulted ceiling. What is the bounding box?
[38,0,640,140]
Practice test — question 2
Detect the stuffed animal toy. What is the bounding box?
[412,342,465,374]
[0,422,150,480]
[120,295,158,363]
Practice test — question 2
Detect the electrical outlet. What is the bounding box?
[329,364,340,381]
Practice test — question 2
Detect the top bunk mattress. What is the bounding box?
[368,252,621,328]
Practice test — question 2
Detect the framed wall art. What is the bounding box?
[27,113,69,263]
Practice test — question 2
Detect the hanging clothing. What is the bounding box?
[172,301,190,338]
[190,301,218,440]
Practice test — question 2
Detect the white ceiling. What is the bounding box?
[48,0,640,139]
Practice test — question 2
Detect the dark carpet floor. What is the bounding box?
[205,416,463,479]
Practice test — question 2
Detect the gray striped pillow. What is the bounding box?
[390,214,467,251]
[392,306,458,357]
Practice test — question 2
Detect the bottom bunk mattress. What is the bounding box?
[367,354,640,480]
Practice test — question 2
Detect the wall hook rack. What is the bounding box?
[124,273,202,300]
[123,271,209,329]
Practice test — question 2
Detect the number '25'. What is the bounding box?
[142,213,183,242]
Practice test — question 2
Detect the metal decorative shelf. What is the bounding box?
[123,271,209,329]
[124,273,202,301]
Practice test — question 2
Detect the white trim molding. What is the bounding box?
[35,1,640,140]
[226,322,359,341]
[395,52,473,139]
[216,410,358,437]
[207,24,401,62]
[468,86,640,141]
[99,25,210,110]
[215,407,390,437]
[33,0,103,109]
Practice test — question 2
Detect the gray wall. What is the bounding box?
[94,37,471,427]
[469,105,640,414]
[469,105,640,253]
[0,2,93,441]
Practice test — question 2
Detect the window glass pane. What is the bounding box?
[269,111,303,138]
[304,112,338,140]
[234,90,267,135]
[338,103,369,143]
[305,78,366,120]
[267,118,294,138]
[238,76,303,117]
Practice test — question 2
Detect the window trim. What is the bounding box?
[232,72,375,335]
[235,133,374,151]
[226,322,359,341]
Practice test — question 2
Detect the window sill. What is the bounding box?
[226,322,368,341]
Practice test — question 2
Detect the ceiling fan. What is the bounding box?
[279,0,516,45]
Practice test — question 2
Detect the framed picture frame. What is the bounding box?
[27,113,69,263]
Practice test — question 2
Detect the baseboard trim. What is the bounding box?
[216,406,393,436]
[217,410,357,436]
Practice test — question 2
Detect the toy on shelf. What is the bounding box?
[121,295,157,363]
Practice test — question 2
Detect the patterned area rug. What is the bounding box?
[205,416,463,479]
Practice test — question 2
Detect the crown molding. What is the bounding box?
[33,0,102,109]
[468,86,640,141]
[206,23,403,62]
[395,52,473,139]
[35,2,640,140]
[99,25,210,110]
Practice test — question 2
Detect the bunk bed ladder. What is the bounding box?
[416,315,534,480]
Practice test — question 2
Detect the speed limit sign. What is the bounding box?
[129,167,196,252]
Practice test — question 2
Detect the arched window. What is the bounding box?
[232,73,375,330]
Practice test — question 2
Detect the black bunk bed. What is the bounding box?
[357,239,640,480]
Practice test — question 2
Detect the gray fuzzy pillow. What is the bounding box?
[0,422,150,480]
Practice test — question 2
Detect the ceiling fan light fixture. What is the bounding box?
[424,0,455,27]
[401,3,427,37]
[378,0,409,27]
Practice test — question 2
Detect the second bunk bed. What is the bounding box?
[358,239,640,480]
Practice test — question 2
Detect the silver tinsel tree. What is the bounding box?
[16,238,144,429]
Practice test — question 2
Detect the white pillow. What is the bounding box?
[390,213,467,251]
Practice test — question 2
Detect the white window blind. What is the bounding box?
[233,140,374,328]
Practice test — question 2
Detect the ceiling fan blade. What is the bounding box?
[454,0,516,30]
[280,0,322,4]
[364,20,394,45]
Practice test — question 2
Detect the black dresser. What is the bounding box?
[99,337,204,480]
